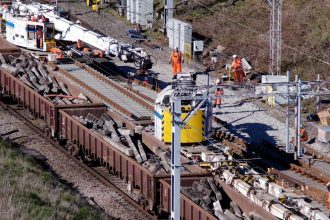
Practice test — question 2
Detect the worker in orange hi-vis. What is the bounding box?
[294,125,309,150]
[36,28,43,49]
[300,126,309,142]
[213,88,224,108]
[77,39,84,49]
[231,54,244,84]
[169,47,184,80]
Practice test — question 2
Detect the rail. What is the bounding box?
[74,61,155,108]
[48,62,137,119]
[212,126,330,207]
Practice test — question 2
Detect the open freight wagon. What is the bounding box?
[58,106,210,214]
[159,178,217,220]
[0,61,103,136]
[0,50,218,218]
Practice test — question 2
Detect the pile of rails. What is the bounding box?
[72,113,171,174]
[0,52,89,105]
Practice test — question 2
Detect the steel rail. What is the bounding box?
[212,124,330,207]
[74,61,154,109]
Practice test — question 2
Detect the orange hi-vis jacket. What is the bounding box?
[327,182,330,209]
[231,58,244,82]
[231,58,243,71]
[37,29,43,38]
[170,51,183,75]
[214,89,224,105]
[300,128,309,142]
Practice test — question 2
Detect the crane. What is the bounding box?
[6,1,153,70]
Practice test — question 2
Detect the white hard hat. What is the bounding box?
[232,54,237,59]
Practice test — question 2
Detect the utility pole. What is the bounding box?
[164,0,173,34]
[297,79,302,157]
[170,96,181,220]
[170,78,210,220]
[316,74,320,112]
[285,71,290,153]
[269,0,282,75]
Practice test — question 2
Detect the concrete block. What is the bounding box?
[19,75,35,89]
[62,98,72,104]
[224,210,240,220]
[55,99,65,104]
[97,119,104,128]
[38,77,46,85]
[31,66,42,79]
[318,108,330,126]
[230,201,242,217]
[214,211,228,220]
[149,162,161,174]
[215,192,222,201]
[137,140,147,161]
[100,128,110,136]
[123,133,142,163]
[72,99,83,104]
[160,161,170,172]
[114,120,123,128]
[317,126,330,143]
[101,135,133,156]
[213,200,223,213]
[43,86,50,94]
[200,200,210,211]
[203,195,212,205]
[51,87,59,93]
[38,64,49,79]
[59,81,71,96]
[0,53,6,64]
[134,125,143,134]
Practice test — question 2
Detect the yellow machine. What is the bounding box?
[162,106,204,143]
[87,0,101,11]
[154,74,212,144]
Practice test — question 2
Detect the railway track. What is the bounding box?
[48,61,155,120]
[1,23,329,217]
[212,122,330,211]
[0,98,156,220]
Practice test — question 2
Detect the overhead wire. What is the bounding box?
[189,0,330,67]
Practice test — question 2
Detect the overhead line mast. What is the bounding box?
[269,0,282,75]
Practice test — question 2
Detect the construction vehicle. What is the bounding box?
[2,2,154,71]
[1,5,56,52]
[87,0,101,12]
[87,0,101,7]
[154,73,212,144]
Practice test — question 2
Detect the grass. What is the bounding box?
[0,139,111,220]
